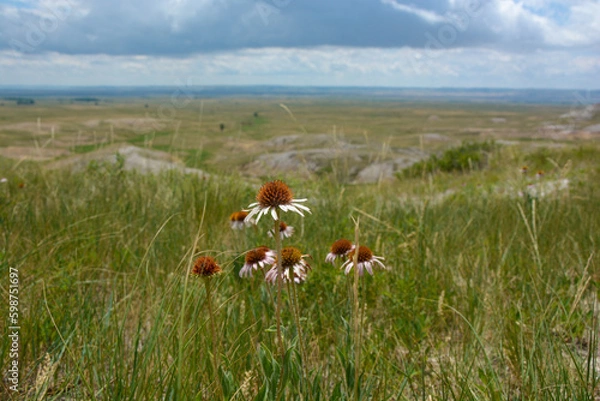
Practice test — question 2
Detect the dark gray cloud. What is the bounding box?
[0,0,597,56]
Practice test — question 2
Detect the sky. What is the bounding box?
[0,0,598,88]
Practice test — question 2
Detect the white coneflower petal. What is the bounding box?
[282,226,294,238]
[285,205,304,216]
[240,246,275,278]
[265,246,311,284]
[373,256,386,268]
[265,263,309,284]
[268,221,295,240]
[292,202,310,211]
[245,180,311,223]
[325,239,354,264]
[341,245,387,276]
[343,262,352,275]
[244,208,259,222]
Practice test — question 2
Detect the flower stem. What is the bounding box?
[274,215,284,356]
[289,277,309,393]
[274,213,286,400]
[352,218,361,401]
[204,278,222,399]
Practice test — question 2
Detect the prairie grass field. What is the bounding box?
[1,96,599,400]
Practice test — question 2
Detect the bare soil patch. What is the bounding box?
[0,146,70,161]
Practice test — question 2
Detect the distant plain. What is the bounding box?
[1,92,599,400]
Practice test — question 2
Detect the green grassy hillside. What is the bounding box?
[1,142,598,399]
